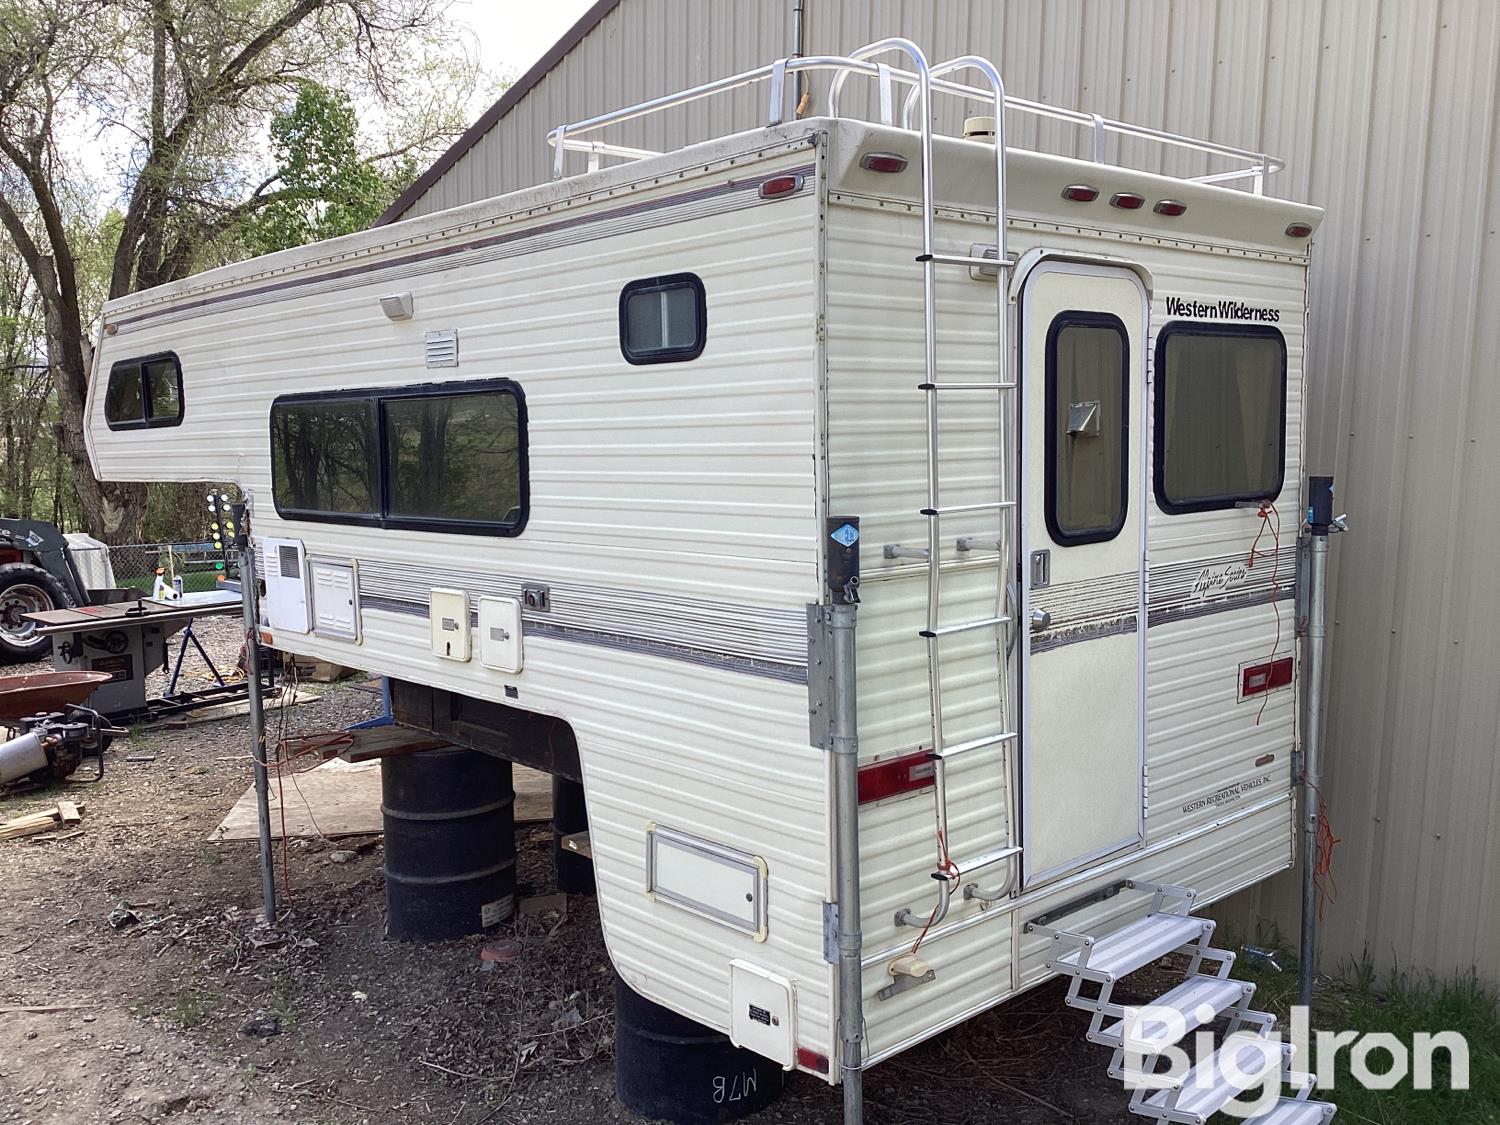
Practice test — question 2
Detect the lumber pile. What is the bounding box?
[0,800,85,842]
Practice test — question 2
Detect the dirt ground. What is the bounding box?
[0,617,1132,1125]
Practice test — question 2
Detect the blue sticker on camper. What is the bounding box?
[830,523,860,547]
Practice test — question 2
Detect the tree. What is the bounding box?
[0,0,482,541]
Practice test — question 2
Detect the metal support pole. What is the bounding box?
[1299,476,1335,1007]
[830,599,863,1124]
[234,513,277,927]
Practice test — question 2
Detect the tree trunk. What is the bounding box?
[36,257,147,543]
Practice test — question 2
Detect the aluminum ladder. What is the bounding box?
[1037,884,1338,1124]
[848,44,1022,932]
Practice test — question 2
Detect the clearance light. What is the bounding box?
[858,751,936,805]
[758,174,803,199]
[1285,222,1314,238]
[1241,656,1294,698]
[1061,184,1099,202]
[860,152,908,174]
[1110,192,1146,210]
[1154,199,1188,216]
[797,1048,830,1074]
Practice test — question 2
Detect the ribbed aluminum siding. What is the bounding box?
[396,0,1500,981]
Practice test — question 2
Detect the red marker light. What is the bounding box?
[1241,656,1294,698]
[1285,222,1314,238]
[759,174,803,199]
[858,751,936,805]
[1154,199,1188,216]
[797,1048,830,1074]
[1061,184,1100,202]
[1110,192,1146,210]
[860,152,908,174]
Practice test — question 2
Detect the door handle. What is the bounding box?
[1030,608,1051,632]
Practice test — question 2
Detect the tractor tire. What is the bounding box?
[0,562,75,662]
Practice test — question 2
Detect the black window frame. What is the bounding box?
[1152,322,1288,515]
[269,378,529,537]
[618,273,707,365]
[104,351,185,431]
[1044,311,1131,547]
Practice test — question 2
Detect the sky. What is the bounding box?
[454,0,597,82]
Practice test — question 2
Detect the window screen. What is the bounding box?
[268,380,527,536]
[1046,313,1129,545]
[105,353,184,429]
[383,390,523,528]
[1154,325,1286,513]
[270,399,379,517]
[619,274,706,364]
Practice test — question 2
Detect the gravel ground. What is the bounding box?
[0,620,1132,1124]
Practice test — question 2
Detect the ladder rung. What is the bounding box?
[920,614,1011,638]
[949,844,1023,879]
[917,381,1017,391]
[935,731,1017,759]
[921,501,1016,516]
[916,252,1016,269]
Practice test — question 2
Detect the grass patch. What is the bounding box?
[172,988,214,1029]
[1230,948,1499,1124]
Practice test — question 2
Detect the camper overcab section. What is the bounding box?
[87,43,1322,1098]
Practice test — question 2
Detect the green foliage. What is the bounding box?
[243,82,406,254]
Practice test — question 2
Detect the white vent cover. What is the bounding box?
[262,537,309,634]
[424,329,459,368]
[310,558,360,642]
[379,291,414,321]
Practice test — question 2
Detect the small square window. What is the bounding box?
[619,274,706,364]
[105,353,184,430]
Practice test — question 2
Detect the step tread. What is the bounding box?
[1142,1037,1293,1119]
[1051,912,1212,979]
[1097,974,1251,1049]
[1243,1097,1337,1125]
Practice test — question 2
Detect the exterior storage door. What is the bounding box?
[1018,261,1149,887]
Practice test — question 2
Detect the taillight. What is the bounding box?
[860,152,908,174]
[1241,656,1294,698]
[858,751,936,805]
[759,174,803,199]
[1061,184,1099,202]
[796,1047,830,1073]
[1110,192,1146,210]
[1154,199,1188,216]
[1285,221,1314,238]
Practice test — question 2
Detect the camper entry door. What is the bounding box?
[1018,261,1149,888]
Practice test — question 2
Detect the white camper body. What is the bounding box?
[88,48,1321,1085]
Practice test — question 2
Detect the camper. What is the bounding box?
[87,40,1333,1124]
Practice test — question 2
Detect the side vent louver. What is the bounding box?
[278,544,302,579]
[425,329,459,368]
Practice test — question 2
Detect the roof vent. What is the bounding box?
[963,116,996,142]
[425,329,459,368]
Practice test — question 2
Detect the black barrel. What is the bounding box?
[615,973,784,1123]
[551,776,596,895]
[381,747,516,941]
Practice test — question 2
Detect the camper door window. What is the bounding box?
[269,380,527,537]
[1153,324,1286,514]
[619,274,706,364]
[104,353,184,430]
[1045,312,1130,545]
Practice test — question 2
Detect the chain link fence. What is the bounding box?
[66,541,231,599]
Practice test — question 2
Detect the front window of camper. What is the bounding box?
[270,398,380,517]
[1046,313,1129,544]
[383,389,524,529]
[619,273,706,364]
[1154,324,1286,513]
[105,353,184,429]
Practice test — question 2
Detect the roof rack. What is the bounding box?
[545,39,1282,194]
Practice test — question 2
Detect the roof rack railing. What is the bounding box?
[545,39,1282,194]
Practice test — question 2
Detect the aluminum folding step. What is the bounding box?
[1135,1039,1294,1125]
[1094,973,1255,1049]
[1050,912,1215,983]
[1243,1098,1338,1125]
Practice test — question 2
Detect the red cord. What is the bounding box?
[1306,780,1341,920]
[1246,501,1282,726]
[911,829,961,957]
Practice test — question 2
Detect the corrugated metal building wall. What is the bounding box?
[385,0,1500,981]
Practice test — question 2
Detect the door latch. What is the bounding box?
[1030,549,1051,589]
